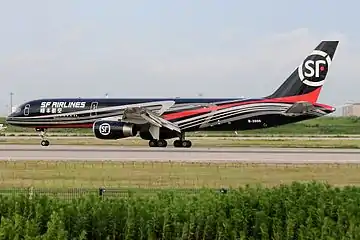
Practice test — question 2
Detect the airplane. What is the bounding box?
[5,40,339,148]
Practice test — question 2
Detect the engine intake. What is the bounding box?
[93,120,138,140]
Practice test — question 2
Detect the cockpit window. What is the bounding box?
[13,106,21,113]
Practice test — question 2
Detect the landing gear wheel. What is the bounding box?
[157,139,167,147]
[41,140,50,146]
[173,139,192,148]
[182,140,192,148]
[173,140,181,147]
[149,139,158,147]
[149,139,167,147]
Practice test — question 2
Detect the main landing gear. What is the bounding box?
[173,133,192,148]
[148,134,192,148]
[173,139,192,148]
[148,139,168,147]
[36,128,50,146]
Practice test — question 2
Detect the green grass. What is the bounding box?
[1,157,360,238]
[3,116,360,136]
[1,160,360,189]
[2,182,360,238]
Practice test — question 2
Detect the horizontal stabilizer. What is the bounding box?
[283,101,315,116]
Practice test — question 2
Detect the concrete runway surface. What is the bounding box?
[2,135,360,140]
[1,144,360,163]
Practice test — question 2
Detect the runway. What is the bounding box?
[2,135,360,140]
[1,144,360,163]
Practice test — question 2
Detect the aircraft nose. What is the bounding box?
[5,115,11,122]
[5,113,15,122]
[5,114,17,125]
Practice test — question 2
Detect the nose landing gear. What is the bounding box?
[41,140,50,146]
[36,128,50,146]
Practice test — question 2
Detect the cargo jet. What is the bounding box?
[6,41,339,147]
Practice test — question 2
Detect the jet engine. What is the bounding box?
[92,120,138,140]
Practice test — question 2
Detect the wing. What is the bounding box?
[283,101,316,116]
[121,103,181,139]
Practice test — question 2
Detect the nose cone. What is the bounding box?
[6,105,21,118]
[5,111,18,123]
[5,111,21,127]
[5,104,25,127]
[5,114,12,123]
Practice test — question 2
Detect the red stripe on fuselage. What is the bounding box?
[163,102,241,120]
[163,88,332,121]
[270,87,322,103]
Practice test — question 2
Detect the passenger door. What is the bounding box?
[23,104,30,116]
[90,102,98,116]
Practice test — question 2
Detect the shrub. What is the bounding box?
[0,182,360,239]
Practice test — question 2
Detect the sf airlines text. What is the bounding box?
[40,101,87,114]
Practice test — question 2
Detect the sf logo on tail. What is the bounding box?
[304,59,326,78]
[298,50,332,87]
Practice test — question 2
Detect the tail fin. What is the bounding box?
[266,41,339,103]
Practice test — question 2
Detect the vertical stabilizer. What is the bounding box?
[266,41,339,103]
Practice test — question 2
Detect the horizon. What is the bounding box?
[1,1,359,116]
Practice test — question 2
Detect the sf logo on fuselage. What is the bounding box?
[99,123,111,135]
[298,50,332,87]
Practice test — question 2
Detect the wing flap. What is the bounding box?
[122,107,181,133]
[143,109,181,133]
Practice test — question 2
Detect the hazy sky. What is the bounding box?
[0,0,358,115]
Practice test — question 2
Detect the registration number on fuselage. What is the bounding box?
[247,119,262,123]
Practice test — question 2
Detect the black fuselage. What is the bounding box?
[5,97,334,135]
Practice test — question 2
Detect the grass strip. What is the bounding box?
[0,160,359,189]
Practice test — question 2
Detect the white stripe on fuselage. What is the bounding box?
[12,100,176,119]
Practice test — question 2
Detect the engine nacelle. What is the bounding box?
[93,120,138,140]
